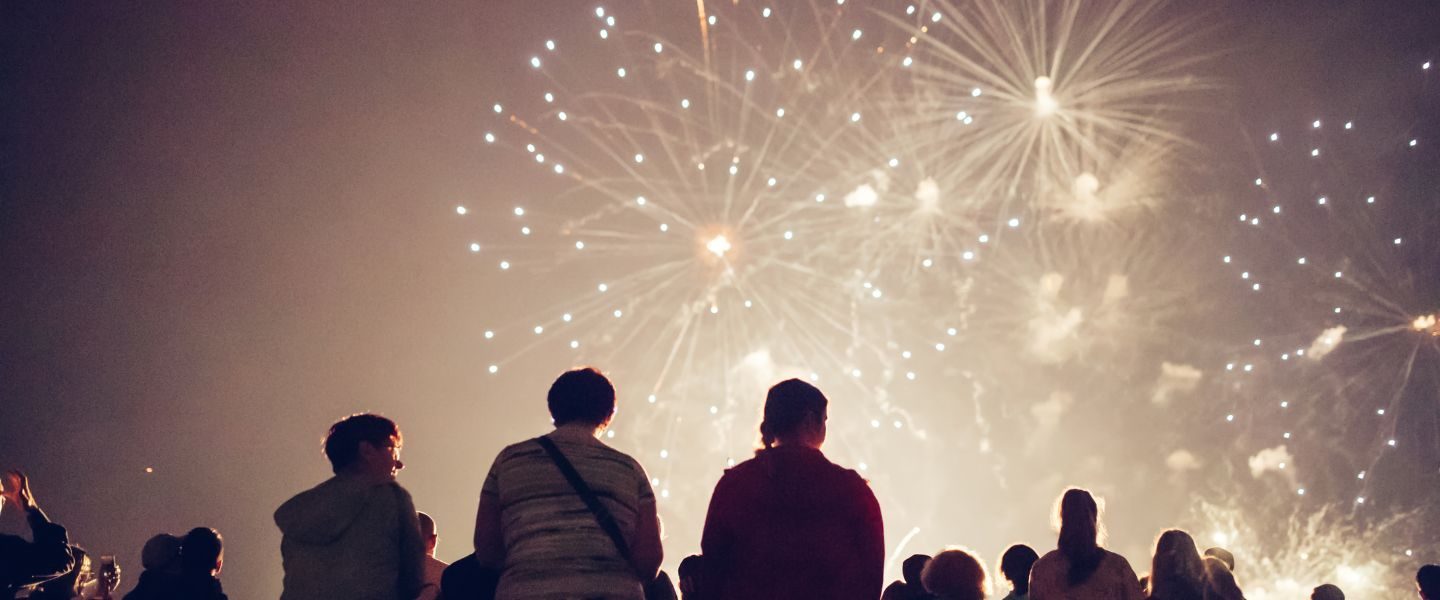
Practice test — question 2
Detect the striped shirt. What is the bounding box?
[483,433,654,600]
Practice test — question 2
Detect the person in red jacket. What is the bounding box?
[700,379,884,600]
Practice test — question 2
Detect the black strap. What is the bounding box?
[535,436,646,581]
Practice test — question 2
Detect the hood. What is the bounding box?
[274,475,390,544]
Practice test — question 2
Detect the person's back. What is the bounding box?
[472,368,663,600]
[1030,548,1143,600]
[1028,488,1143,600]
[701,379,884,600]
[484,435,651,597]
[275,413,424,600]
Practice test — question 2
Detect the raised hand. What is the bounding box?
[2,470,36,510]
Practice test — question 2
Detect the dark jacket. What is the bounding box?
[700,445,885,600]
[121,570,182,600]
[177,573,229,600]
[0,507,73,600]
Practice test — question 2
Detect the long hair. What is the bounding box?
[1149,529,1205,600]
[1055,488,1106,586]
[758,379,827,449]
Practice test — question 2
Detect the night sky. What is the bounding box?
[3,2,1438,599]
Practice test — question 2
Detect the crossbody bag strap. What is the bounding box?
[535,436,647,581]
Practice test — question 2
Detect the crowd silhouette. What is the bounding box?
[3,366,1438,600]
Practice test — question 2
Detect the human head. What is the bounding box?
[1149,529,1205,598]
[141,533,183,572]
[181,527,224,577]
[547,367,616,429]
[1000,544,1039,594]
[1312,583,1344,600]
[1419,564,1440,599]
[902,554,932,586]
[1055,488,1106,585]
[1203,556,1244,600]
[324,413,403,476]
[921,547,988,600]
[760,379,828,449]
[418,511,438,556]
[1203,547,1235,572]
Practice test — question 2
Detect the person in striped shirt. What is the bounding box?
[473,367,663,600]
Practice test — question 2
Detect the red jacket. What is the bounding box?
[700,446,884,600]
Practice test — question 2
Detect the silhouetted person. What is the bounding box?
[700,379,884,600]
[1201,548,1234,573]
[416,512,447,600]
[1201,556,1244,600]
[882,554,936,600]
[1311,583,1344,600]
[1419,564,1440,600]
[473,368,663,599]
[998,544,1039,600]
[1029,488,1144,600]
[276,413,424,600]
[0,471,74,600]
[677,555,708,600]
[921,548,987,600]
[440,554,498,600]
[177,527,226,600]
[1147,529,1204,600]
[122,535,183,600]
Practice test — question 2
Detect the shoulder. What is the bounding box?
[384,480,415,504]
[1031,550,1063,572]
[497,438,543,459]
[1100,549,1138,573]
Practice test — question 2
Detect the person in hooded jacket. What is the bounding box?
[275,413,425,600]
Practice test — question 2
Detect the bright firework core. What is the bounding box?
[1413,313,1438,335]
[706,234,733,258]
[1035,76,1059,116]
